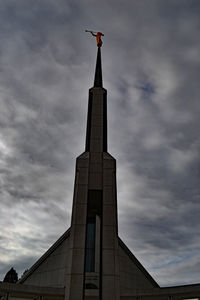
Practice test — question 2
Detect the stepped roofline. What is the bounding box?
[18,227,158,289]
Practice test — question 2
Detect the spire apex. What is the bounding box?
[94,46,103,87]
[85,46,107,152]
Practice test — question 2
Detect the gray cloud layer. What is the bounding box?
[0,0,200,286]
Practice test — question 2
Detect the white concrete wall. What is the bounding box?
[119,243,155,293]
[23,236,70,288]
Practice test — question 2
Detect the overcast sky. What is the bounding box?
[0,0,200,287]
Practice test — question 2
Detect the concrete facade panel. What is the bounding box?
[73,224,86,248]
[103,205,116,226]
[91,114,103,127]
[67,274,84,300]
[102,249,115,274]
[90,126,103,140]
[91,104,103,116]
[88,172,102,189]
[103,186,114,204]
[102,275,120,300]
[89,163,102,173]
[90,153,102,163]
[103,159,115,169]
[77,168,89,185]
[102,225,115,249]
[72,204,87,225]
[71,249,85,273]
[119,243,156,293]
[76,158,89,168]
[22,236,70,288]
[76,185,88,204]
[90,139,103,152]
[103,169,113,186]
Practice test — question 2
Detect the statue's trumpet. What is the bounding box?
[85,30,98,33]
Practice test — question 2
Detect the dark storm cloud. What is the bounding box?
[0,0,199,286]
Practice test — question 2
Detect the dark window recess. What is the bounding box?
[85,190,102,273]
[87,190,102,218]
[85,219,96,272]
[85,283,98,289]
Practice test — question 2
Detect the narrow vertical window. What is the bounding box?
[84,189,102,287]
[85,217,96,272]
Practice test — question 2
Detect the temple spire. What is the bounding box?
[85,30,104,87]
[85,45,107,152]
[94,46,103,87]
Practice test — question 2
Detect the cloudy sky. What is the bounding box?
[0,0,200,287]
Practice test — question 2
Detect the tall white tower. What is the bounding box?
[65,45,120,300]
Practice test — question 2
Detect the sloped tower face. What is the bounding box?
[66,47,120,300]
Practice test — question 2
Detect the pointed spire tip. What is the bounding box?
[94,46,103,87]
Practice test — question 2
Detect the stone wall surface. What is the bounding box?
[119,242,156,293]
[22,235,70,288]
